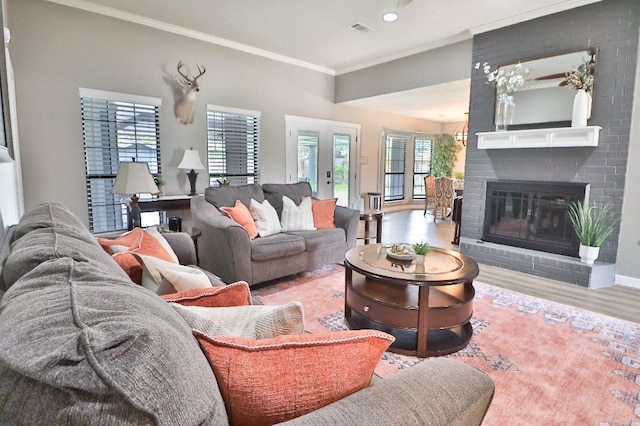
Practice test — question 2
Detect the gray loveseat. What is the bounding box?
[0,203,495,425]
[192,182,360,286]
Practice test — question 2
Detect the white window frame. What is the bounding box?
[80,88,162,233]
[206,105,261,186]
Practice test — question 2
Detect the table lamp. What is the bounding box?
[177,148,206,196]
[112,159,159,228]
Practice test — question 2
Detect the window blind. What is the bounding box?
[384,135,407,202]
[206,106,260,186]
[413,138,433,198]
[81,96,161,233]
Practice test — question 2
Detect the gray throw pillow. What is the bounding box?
[0,257,228,425]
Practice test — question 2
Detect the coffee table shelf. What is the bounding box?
[344,245,479,357]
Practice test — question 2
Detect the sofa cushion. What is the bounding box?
[194,330,394,425]
[205,183,265,209]
[0,257,228,425]
[287,228,346,251]
[161,282,252,307]
[262,182,313,218]
[2,228,131,289]
[281,196,316,232]
[170,301,304,339]
[250,233,306,261]
[220,200,259,240]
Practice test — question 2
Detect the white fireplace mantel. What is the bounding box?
[476,126,601,149]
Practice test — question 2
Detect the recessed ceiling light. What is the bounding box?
[382,12,399,23]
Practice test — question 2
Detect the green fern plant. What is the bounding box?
[412,241,431,256]
[566,201,618,247]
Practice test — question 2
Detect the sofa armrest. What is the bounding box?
[161,232,198,266]
[334,206,359,250]
[191,196,253,284]
[280,358,494,426]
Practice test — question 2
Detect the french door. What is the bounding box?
[285,116,360,209]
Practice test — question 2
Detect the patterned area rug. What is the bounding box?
[252,264,640,425]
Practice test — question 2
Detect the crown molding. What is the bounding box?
[469,0,602,35]
[44,0,336,76]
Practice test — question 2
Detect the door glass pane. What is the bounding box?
[333,134,350,207]
[298,131,318,195]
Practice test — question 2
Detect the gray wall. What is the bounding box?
[336,40,473,102]
[7,0,442,226]
[462,0,639,275]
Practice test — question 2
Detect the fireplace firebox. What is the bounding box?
[483,180,589,257]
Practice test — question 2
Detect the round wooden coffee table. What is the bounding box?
[344,244,479,358]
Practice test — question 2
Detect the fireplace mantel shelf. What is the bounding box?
[476,126,601,149]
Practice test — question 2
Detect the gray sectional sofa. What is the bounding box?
[192,182,360,286]
[0,203,495,424]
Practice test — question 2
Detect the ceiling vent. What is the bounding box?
[349,23,372,33]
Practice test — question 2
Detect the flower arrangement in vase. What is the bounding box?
[412,241,431,263]
[482,62,530,131]
[564,61,594,127]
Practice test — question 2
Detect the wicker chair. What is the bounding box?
[423,175,436,215]
[433,177,455,221]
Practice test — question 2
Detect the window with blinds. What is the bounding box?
[413,138,434,198]
[384,135,408,202]
[81,89,161,233]
[206,106,260,186]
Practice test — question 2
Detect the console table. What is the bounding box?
[344,244,479,357]
[125,195,196,230]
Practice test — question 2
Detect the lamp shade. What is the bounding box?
[177,149,205,171]
[112,161,159,195]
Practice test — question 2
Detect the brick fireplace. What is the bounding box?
[458,1,636,288]
[483,180,587,257]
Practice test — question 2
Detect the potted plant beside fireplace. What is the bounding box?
[567,201,618,265]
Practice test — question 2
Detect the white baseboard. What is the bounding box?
[615,274,640,289]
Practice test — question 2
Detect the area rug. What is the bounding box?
[252,264,640,425]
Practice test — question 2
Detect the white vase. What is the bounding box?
[572,91,590,127]
[579,244,600,265]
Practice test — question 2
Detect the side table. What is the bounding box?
[358,209,384,245]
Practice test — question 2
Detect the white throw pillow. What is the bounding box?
[133,253,212,295]
[146,226,180,263]
[280,196,316,232]
[170,302,305,339]
[250,198,282,237]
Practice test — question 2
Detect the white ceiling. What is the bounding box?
[49,0,601,122]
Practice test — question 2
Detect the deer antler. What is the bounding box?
[176,60,189,81]
[194,64,206,81]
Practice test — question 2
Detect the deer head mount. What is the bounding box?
[174,61,206,124]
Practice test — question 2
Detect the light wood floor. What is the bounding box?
[366,208,640,324]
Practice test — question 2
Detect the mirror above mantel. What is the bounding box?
[494,48,597,130]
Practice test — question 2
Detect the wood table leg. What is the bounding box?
[416,286,430,358]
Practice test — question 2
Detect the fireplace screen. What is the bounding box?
[483,180,589,257]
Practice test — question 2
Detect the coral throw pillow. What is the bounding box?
[96,228,178,284]
[307,197,337,229]
[194,329,394,425]
[162,282,252,307]
[220,200,259,240]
